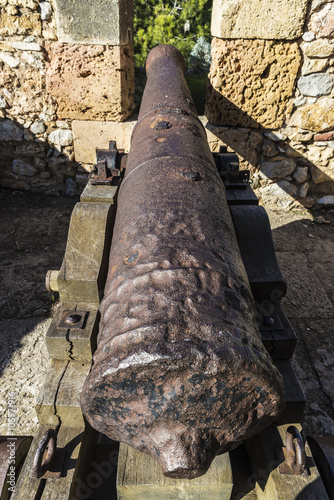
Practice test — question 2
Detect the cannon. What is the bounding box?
[5,44,332,500]
[80,45,285,479]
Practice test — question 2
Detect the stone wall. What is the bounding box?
[206,0,334,208]
[0,0,134,195]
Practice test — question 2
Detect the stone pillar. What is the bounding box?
[206,0,334,208]
[0,0,134,195]
[46,0,134,122]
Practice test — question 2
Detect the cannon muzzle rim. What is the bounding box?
[145,44,186,74]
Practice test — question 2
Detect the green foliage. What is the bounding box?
[188,36,211,74]
[185,74,207,114]
[134,0,212,69]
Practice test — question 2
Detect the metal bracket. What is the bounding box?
[90,141,127,185]
[213,146,250,189]
[58,310,89,330]
[259,308,284,332]
[278,426,308,476]
[31,429,66,479]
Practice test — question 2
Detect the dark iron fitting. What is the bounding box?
[80,45,285,479]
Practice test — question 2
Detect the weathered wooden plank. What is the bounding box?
[230,205,286,302]
[35,360,90,427]
[11,423,97,500]
[117,444,233,500]
[80,183,118,205]
[275,360,306,425]
[56,362,91,428]
[11,424,57,500]
[40,425,97,500]
[270,308,297,359]
[245,423,329,500]
[229,445,258,500]
[57,202,115,306]
[226,186,258,206]
[35,360,68,426]
[46,303,99,361]
[260,307,297,360]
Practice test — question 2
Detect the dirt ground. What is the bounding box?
[0,187,333,441]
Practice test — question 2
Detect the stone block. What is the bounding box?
[0,119,23,141]
[302,39,334,58]
[45,43,135,122]
[297,73,334,97]
[0,12,41,36]
[318,195,334,205]
[260,180,298,208]
[301,59,328,76]
[260,158,296,180]
[53,0,132,45]
[308,3,334,39]
[211,0,308,40]
[72,119,136,165]
[293,166,308,184]
[290,98,334,132]
[206,39,301,129]
[12,159,37,176]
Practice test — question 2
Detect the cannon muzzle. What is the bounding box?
[81,44,285,479]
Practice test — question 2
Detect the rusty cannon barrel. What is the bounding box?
[81,45,285,479]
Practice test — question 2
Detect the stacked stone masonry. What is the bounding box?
[0,0,134,195]
[1,0,334,207]
[207,0,334,208]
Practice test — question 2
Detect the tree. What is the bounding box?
[134,0,212,68]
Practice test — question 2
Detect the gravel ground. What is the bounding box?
[0,187,333,439]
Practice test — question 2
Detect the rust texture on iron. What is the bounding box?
[81,44,285,479]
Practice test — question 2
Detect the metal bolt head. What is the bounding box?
[65,314,82,325]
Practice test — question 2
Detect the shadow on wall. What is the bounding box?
[0,116,88,196]
[204,89,334,208]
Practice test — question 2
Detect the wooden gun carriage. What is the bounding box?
[2,45,333,500]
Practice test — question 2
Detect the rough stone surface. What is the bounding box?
[54,0,133,45]
[12,41,41,51]
[211,0,308,39]
[260,180,298,205]
[297,73,334,97]
[30,120,45,135]
[308,3,334,39]
[48,128,73,146]
[72,119,136,164]
[45,43,135,121]
[0,12,41,37]
[202,119,262,168]
[64,176,77,196]
[300,181,310,197]
[303,31,316,42]
[290,98,334,131]
[0,119,23,141]
[206,39,301,128]
[314,132,333,141]
[310,164,332,183]
[302,58,328,75]
[260,159,296,180]
[303,39,334,57]
[318,195,334,205]
[12,159,37,176]
[40,1,52,20]
[294,166,309,184]
[0,52,20,68]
